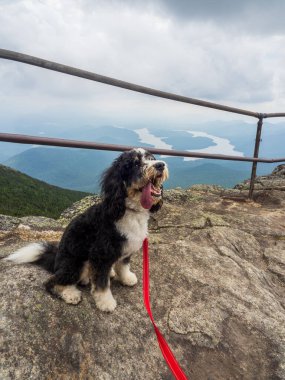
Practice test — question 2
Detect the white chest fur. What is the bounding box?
[115,207,149,258]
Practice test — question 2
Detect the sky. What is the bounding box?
[0,0,285,133]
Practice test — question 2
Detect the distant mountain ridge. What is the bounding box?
[0,164,89,218]
[4,146,250,191]
[4,123,282,191]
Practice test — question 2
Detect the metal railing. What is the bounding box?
[0,49,285,198]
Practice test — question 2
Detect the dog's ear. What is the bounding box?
[101,157,127,220]
[149,186,163,213]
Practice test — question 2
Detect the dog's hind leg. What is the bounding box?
[44,262,83,305]
[56,284,82,305]
[90,264,117,312]
[78,261,90,286]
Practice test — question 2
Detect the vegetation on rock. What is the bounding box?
[0,164,90,218]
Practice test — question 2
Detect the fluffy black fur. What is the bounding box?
[34,149,165,299]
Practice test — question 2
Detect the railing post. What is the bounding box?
[248,117,264,199]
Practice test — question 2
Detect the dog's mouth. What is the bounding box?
[140,176,162,209]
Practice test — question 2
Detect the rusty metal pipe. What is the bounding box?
[249,118,264,198]
[0,48,261,118]
[1,132,285,163]
[263,113,285,118]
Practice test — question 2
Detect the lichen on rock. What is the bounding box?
[59,195,101,226]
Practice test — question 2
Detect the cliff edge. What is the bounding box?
[1,166,285,379]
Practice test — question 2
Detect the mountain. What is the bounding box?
[0,164,89,218]
[4,147,252,191]
[4,123,281,191]
[165,161,249,188]
[5,147,118,192]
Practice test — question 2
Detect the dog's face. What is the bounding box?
[101,148,168,215]
[122,148,169,209]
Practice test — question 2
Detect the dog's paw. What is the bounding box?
[61,286,82,305]
[96,297,117,312]
[93,289,117,312]
[120,271,138,287]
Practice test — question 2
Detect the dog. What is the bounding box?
[5,148,168,312]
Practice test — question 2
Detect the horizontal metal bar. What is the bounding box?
[264,113,285,118]
[1,133,284,163]
[0,48,262,118]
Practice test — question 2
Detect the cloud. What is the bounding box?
[0,0,284,131]
[155,0,285,35]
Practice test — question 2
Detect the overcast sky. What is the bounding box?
[0,0,285,132]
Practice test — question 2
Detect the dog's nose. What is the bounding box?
[154,162,165,171]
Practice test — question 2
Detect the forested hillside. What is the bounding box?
[0,164,90,218]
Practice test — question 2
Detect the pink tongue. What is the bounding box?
[140,182,153,209]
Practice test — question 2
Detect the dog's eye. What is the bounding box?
[134,161,140,167]
[146,154,155,161]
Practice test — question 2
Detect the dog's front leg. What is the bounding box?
[90,264,117,312]
[114,256,138,286]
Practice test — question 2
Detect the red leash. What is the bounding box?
[142,238,189,380]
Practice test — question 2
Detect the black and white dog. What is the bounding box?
[6,148,168,312]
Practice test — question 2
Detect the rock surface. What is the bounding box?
[235,164,285,191]
[59,195,101,227]
[1,168,285,380]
